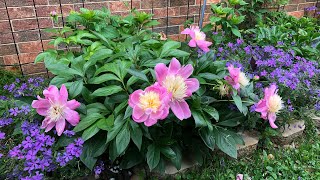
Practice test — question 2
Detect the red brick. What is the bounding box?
[36,5,61,17]
[14,30,40,42]
[12,19,38,31]
[61,0,83,3]
[109,1,131,12]
[0,0,5,8]
[34,0,48,5]
[18,41,43,53]
[289,0,306,4]
[0,8,8,20]
[40,29,56,40]
[141,0,167,9]
[22,63,46,74]
[0,44,17,56]
[19,52,39,63]
[39,18,53,28]
[0,33,14,44]
[169,16,187,25]
[154,7,180,18]
[154,18,167,27]
[84,2,108,10]
[288,11,305,17]
[62,4,74,16]
[0,56,3,65]
[42,40,54,50]
[3,54,19,65]
[132,1,141,9]
[180,5,201,16]
[0,20,11,33]
[6,0,34,7]
[8,7,35,19]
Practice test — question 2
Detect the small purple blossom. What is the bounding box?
[0,131,5,139]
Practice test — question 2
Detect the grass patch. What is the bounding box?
[0,68,21,94]
[180,135,319,180]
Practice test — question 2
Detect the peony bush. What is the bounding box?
[1,4,319,179]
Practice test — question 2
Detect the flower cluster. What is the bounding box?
[8,121,55,179]
[56,138,83,166]
[216,41,320,111]
[94,161,105,177]
[181,26,212,52]
[3,77,45,98]
[255,84,284,128]
[129,58,199,126]
[32,85,81,136]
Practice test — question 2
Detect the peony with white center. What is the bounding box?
[238,72,249,87]
[267,94,283,113]
[139,91,161,113]
[162,75,187,101]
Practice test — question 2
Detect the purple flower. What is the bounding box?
[94,161,105,176]
[315,102,320,111]
[63,130,75,137]
[0,153,3,158]
[305,6,317,11]
[9,107,20,116]
[0,131,5,140]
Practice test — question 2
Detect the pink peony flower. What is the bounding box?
[255,84,283,128]
[225,64,249,90]
[129,83,171,126]
[155,58,199,120]
[236,174,243,180]
[181,26,212,52]
[32,85,81,136]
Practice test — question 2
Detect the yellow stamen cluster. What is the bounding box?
[139,91,161,111]
[162,75,187,100]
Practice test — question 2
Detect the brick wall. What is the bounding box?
[0,0,318,76]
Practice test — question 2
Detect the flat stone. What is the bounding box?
[311,116,320,128]
[236,131,259,158]
[164,157,196,175]
[273,120,305,145]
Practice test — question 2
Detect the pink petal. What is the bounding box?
[55,118,66,136]
[264,84,277,99]
[150,110,163,120]
[45,122,56,132]
[159,107,170,120]
[178,64,193,79]
[144,118,158,127]
[168,58,181,74]
[185,78,199,96]
[197,40,212,52]
[43,85,59,101]
[132,106,145,121]
[66,100,81,109]
[31,99,50,109]
[129,90,143,107]
[155,63,168,83]
[133,114,148,123]
[170,100,191,120]
[64,108,80,126]
[180,28,191,35]
[36,108,48,116]
[41,117,51,129]
[268,113,278,128]
[188,39,197,47]
[59,84,68,103]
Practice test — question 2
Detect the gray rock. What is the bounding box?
[237,131,259,158]
[273,120,305,145]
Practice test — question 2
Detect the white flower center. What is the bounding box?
[194,30,205,41]
[238,72,249,87]
[162,75,187,101]
[48,104,64,122]
[139,91,161,112]
[268,95,283,113]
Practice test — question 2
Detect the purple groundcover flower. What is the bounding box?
[0,131,5,139]
[94,161,105,176]
[305,6,317,11]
